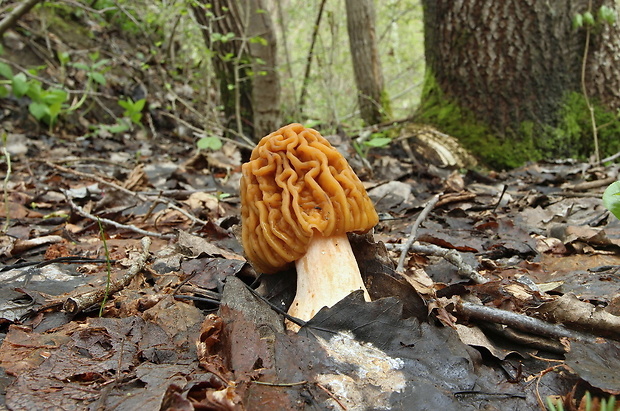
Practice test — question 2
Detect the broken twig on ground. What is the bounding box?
[456,300,597,343]
[63,237,152,314]
[396,193,441,273]
[47,161,209,226]
[64,191,174,239]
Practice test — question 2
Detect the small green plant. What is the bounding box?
[572,5,617,163]
[353,131,392,158]
[65,52,110,113]
[603,180,620,220]
[547,391,618,411]
[197,135,223,151]
[0,63,68,127]
[118,97,146,126]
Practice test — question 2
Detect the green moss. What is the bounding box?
[416,71,620,169]
[415,71,540,169]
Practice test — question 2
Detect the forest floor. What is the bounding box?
[1,5,620,411]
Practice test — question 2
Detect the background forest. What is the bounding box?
[4,0,618,169]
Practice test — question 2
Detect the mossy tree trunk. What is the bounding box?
[345,0,391,125]
[419,0,620,168]
[192,0,280,141]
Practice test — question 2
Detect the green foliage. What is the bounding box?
[417,71,620,169]
[553,92,620,159]
[416,71,539,169]
[353,130,393,159]
[603,181,620,220]
[118,98,146,125]
[0,65,68,126]
[197,136,223,151]
[547,392,618,411]
[574,5,616,29]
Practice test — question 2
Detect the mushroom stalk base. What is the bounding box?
[287,233,370,330]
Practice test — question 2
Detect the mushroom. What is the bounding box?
[240,123,379,329]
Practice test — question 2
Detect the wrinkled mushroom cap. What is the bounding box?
[240,123,379,274]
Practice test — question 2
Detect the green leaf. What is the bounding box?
[89,71,106,85]
[133,98,146,111]
[572,13,584,29]
[92,58,111,69]
[25,81,42,101]
[109,122,130,133]
[29,101,49,121]
[364,137,391,148]
[603,181,620,220]
[11,73,29,97]
[598,5,617,24]
[71,62,90,71]
[583,11,595,26]
[249,36,268,46]
[0,86,9,98]
[42,89,68,105]
[129,112,142,124]
[0,62,13,79]
[57,51,70,65]
[197,136,223,151]
[118,98,133,110]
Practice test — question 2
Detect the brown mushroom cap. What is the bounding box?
[240,123,379,274]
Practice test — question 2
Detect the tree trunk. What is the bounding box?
[345,0,390,125]
[192,0,280,141]
[419,0,620,168]
[245,0,280,139]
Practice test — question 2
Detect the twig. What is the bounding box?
[409,243,487,284]
[2,143,11,232]
[63,237,152,314]
[601,150,620,163]
[456,300,597,343]
[252,380,308,387]
[0,0,45,37]
[316,382,347,410]
[46,161,208,227]
[64,192,174,239]
[396,193,440,273]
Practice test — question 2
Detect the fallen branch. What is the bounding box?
[410,243,488,284]
[63,237,152,314]
[47,161,208,227]
[64,192,174,239]
[396,193,441,273]
[456,300,597,343]
[0,0,44,37]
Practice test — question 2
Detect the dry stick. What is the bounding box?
[0,0,44,36]
[64,193,174,239]
[46,161,208,226]
[409,243,488,284]
[396,193,441,273]
[63,237,152,314]
[456,301,598,343]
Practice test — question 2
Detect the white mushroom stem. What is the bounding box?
[287,233,371,330]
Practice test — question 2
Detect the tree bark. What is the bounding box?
[192,0,280,141]
[245,0,280,139]
[419,0,620,168]
[345,0,390,125]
